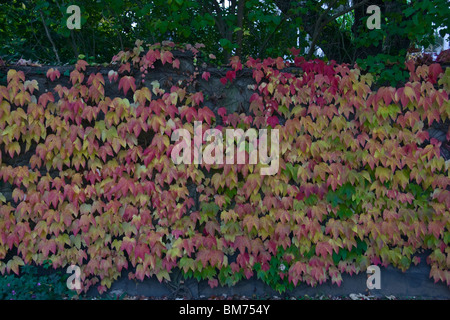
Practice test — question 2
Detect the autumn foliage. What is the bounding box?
[0,41,449,294]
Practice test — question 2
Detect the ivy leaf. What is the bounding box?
[230,56,242,71]
[190,92,204,106]
[120,237,136,256]
[226,70,236,82]
[315,241,333,258]
[428,64,443,84]
[198,106,214,125]
[375,167,391,184]
[202,72,211,81]
[243,214,259,232]
[7,141,20,157]
[133,87,152,106]
[46,68,60,82]
[6,256,24,275]
[118,76,136,95]
[7,69,25,83]
[326,191,341,207]
[69,69,84,85]
[172,58,180,69]
[108,70,119,83]
[75,59,89,72]
[253,69,263,83]
[267,116,279,127]
[161,50,173,65]
[217,107,227,117]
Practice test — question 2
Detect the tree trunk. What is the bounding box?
[236,0,246,58]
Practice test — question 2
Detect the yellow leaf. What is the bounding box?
[169,92,178,105]
[375,167,391,184]
[7,69,18,83]
[8,141,20,157]
[112,239,122,251]
[404,86,416,102]
[394,170,409,189]
[156,269,171,282]
[101,277,112,288]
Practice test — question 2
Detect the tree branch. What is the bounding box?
[209,0,227,37]
[39,10,61,64]
[306,0,370,60]
[324,0,370,26]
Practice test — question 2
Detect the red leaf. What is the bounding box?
[120,237,136,256]
[69,69,84,85]
[118,62,131,74]
[134,243,150,260]
[275,56,285,69]
[428,63,443,84]
[217,107,227,117]
[180,106,197,122]
[289,47,301,56]
[226,70,236,82]
[253,69,263,83]
[197,250,210,268]
[267,116,279,127]
[208,279,218,288]
[416,131,429,143]
[46,68,60,82]
[75,59,89,71]
[118,76,136,95]
[315,241,333,258]
[230,56,242,71]
[161,50,173,65]
[38,92,54,107]
[202,72,210,81]
[198,106,215,125]
[191,92,204,106]
[145,49,161,64]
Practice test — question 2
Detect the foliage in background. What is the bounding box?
[0,41,449,294]
[0,261,76,299]
[0,1,448,65]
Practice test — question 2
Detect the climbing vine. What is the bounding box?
[0,41,449,294]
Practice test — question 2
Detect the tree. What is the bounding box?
[0,0,448,72]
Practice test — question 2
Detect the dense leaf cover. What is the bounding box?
[0,41,449,294]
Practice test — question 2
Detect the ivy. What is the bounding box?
[332,240,368,266]
[326,183,355,208]
[0,41,449,295]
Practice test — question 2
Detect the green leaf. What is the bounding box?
[326,191,341,207]
[332,251,341,265]
[337,205,353,219]
[304,194,318,206]
[404,7,416,17]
